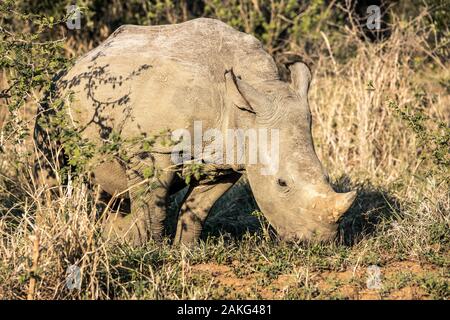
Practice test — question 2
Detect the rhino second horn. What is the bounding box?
[329,191,357,223]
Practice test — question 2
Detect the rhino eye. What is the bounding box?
[277,178,288,187]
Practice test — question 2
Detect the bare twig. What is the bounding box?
[27,232,40,300]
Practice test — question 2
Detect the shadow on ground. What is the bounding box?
[166,174,402,246]
[165,177,261,240]
[332,174,402,245]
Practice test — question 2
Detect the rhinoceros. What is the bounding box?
[34,18,356,246]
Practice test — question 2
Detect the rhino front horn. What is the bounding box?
[330,191,357,222]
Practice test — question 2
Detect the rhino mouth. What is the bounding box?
[258,190,357,243]
[277,223,339,242]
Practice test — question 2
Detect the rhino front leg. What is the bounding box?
[174,172,241,246]
[103,154,174,246]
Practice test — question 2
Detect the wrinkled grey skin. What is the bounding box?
[34,18,356,246]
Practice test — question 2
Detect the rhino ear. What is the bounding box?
[224,69,271,115]
[289,62,311,98]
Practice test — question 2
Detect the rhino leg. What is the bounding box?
[103,154,174,246]
[174,172,241,246]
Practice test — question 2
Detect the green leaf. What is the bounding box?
[143,167,154,179]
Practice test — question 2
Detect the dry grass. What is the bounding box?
[0,8,448,299]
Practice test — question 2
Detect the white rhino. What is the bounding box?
[34,18,356,246]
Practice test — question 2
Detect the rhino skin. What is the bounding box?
[34,18,356,246]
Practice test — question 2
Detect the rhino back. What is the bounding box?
[57,18,279,142]
[81,18,279,83]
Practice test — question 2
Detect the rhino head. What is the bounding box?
[225,62,356,242]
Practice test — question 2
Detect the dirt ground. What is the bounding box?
[190,260,447,300]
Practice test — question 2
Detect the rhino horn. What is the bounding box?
[328,191,357,223]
